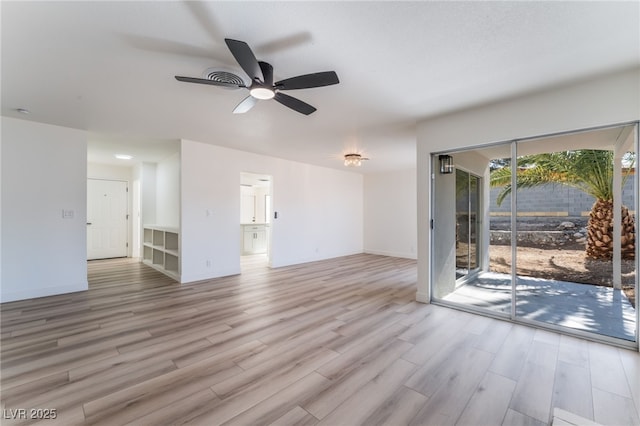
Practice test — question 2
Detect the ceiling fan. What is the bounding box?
[175,38,339,115]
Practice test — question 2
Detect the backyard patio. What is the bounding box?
[443,271,637,341]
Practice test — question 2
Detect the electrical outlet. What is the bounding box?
[206,260,212,267]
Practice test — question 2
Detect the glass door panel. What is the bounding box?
[620,134,637,342]
[456,169,471,278]
[456,170,480,278]
[468,174,479,271]
[514,126,637,342]
[478,149,513,316]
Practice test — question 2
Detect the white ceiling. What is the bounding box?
[2,1,638,172]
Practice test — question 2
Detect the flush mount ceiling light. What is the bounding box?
[115,154,133,160]
[344,153,369,167]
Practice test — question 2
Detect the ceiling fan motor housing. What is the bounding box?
[202,68,246,88]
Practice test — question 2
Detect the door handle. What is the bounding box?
[87,223,92,225]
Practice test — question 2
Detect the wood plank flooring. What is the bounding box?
[1,254,639,425]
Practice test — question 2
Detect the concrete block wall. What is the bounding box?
[489,179,636,216]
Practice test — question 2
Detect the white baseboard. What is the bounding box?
[270,250,363,269]
[364,249,417,260]
[180,267,240,284]
[416,291,430,303]
[1,281,88,303]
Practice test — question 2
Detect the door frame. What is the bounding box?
[239,172,273,268]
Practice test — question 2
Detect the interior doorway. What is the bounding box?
[240,172,272,269]
[87,178,128,260]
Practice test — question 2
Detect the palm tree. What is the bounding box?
[491,150,636,260]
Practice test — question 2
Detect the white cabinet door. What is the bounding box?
[87,179,128,259]
[243,230,256,254]
[242,226,267,254]
[253,230,267,253]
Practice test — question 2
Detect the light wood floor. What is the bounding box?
[1,254,638,426]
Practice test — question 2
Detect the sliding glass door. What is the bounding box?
[431,123,639,347]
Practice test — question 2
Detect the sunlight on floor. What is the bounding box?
[444,272,637,341]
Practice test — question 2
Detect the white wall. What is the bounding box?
[155,152,180,227]
[133,162,158,259]
[272,163,362,266]
[431,162,457,297]
[180,139,363,283]
[364,169,417,259]
[137,162,157,227]
[416,67,640,302]
[1,117,88,302]
[0,120,2,295]
[87,163,132,181]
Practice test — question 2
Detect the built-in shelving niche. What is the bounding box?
[142,225,179,281]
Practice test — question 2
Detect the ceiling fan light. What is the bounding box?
[250,87,275,100]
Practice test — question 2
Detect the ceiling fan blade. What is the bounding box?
[259,61,274,87]
[225,38,264,82]
[175,76,245,89]
[274,92,316,115]
[275,71,339,90]
[233,95,258,114]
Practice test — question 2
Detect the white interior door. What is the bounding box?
[87,179,128,260]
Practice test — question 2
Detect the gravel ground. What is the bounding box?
[488,244,636,307]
